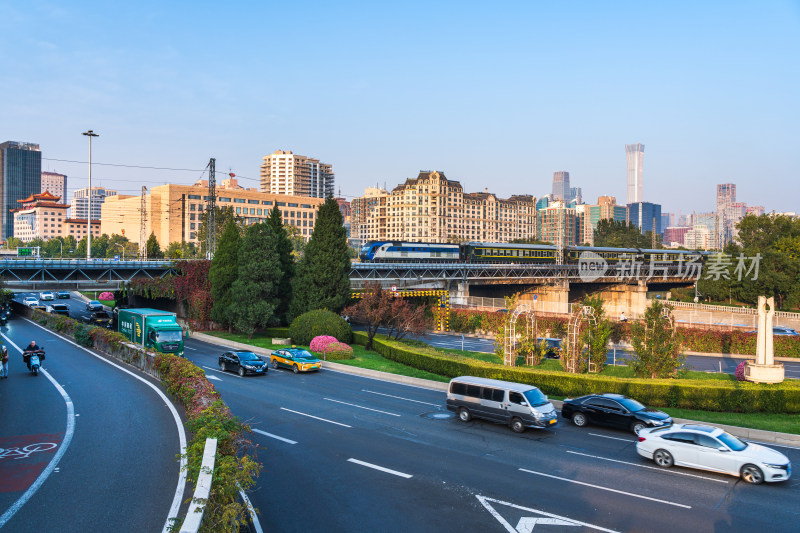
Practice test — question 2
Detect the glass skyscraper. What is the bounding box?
[628,201,662,237]
[551,171,570,201]
[0,141,42,240]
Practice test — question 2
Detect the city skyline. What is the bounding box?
[2,2,798,214]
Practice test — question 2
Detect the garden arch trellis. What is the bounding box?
[564,305,598,373]
[503,303,538,366]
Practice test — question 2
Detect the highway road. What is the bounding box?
[0,310,184,532]
[182,334,800,533]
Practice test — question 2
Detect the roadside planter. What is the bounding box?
[272,337,291,345]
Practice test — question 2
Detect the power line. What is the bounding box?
[42,158,205,172]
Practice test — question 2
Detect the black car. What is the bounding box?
[57,291,71,299]
[86,300,103,311]
[219,350,268,377]
[561,393,672,435]
[84,311,113,328]
[47,303,70,316]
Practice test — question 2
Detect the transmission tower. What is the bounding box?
[206,158,216,259]
[139,186,148,259]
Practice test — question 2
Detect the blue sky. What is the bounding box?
[2,1,798,215]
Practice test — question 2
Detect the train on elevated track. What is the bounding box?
[358,241,707,265]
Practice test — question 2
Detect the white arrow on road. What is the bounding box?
[205,374,222,381]
[476,495,619,533]
[516,516,578,532]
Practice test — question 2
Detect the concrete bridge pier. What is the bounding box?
[593,281,648,319]
[519,281,570,314]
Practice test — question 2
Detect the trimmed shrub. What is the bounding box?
[289,309,352,345]
[74,324,93,347]
[352,332,800,414]
[324,341,354,360]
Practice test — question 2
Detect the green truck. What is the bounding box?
[117,308,185,356]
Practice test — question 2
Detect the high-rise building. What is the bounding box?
[664,227,690,247]
[41,171,67,203]
[746,206,765,216]
[685,226,713,250]
[537,201,578,247]
[569,186,583,205]
[71,187,118,220]
[625,143,644,204]
[552,171,570,202]
[0,141,41,239]
[627,201,662,236]
[716,183,736,213]
[582,196,628,245]
[259,150,334,198]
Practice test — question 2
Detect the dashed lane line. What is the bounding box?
[203,365,242,379]
[347,458,413,479]
[324,397,401,417]
[588,432,633,442]
[565,450,729,483]
[280,408,352,428]
[252,429,297,445]
[361,389,440,407]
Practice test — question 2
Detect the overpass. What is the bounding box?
[0,259,176,290]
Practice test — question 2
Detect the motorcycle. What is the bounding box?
[0,313,7,326]
[23,350,45,376]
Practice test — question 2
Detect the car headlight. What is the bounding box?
[649,420,665,426]
[763,462,789,470]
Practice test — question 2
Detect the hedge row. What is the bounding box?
[353,332,800,414]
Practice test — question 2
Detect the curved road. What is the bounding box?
[0,314,183,532]
[182,334,800,533]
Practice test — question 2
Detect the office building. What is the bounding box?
[350,171,537,244]
[625,143,644,204]
[627,201,662,236]
[685,226,713,250]
[660,212,674,231]
[716,183,736,213]
[581,196,628,245]
[537,201,578,247]
[569,186,583,205]
[551,171,570,202]
[41,172,67,203]
[259,150,334,198]
[664,226,690,247]
[71,187,118,220]
[0,141,42,240]
[101,180,324,248]
[747,206,765,216]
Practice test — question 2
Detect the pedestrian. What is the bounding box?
[0,345,8,379]
[620,311,628,323]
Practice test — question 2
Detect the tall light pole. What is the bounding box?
[82,130,99,260]
[114,242,125,261]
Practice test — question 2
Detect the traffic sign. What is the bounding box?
[391,285,397,292]
[533,294,538,301]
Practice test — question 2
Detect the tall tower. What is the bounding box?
[626,143,644,204]
[716,183,736,213]
[552,171,570,202]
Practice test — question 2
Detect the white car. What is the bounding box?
[39,291,55,301]
[637,423,791,484]
[23,296,39,307]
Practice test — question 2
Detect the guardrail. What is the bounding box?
[180,438,218,533]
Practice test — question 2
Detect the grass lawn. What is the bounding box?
[662,408,800,435]
[79,291,115,308]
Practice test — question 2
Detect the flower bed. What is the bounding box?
[310,335,354,360]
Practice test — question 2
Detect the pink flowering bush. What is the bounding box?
[98,291,114,301]
[735,360,747,381]
[310,335,354,360]
[310,335,338,353]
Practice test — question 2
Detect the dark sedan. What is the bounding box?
[86,300,103,311]
[561,393,672,435]
[84,311,113,328]
[219,350,268,377]
[57,291,71,299]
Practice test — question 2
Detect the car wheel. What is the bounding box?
[572,412,588,427]
[272,358,279,369]
[632,422,647,435]
[293,364,299,374]
[510,417,526,434]
[741,464,764,484]
[238,366,245,377]
[219,361,226,372]
[457,407,471,422]
[653,449,674,468]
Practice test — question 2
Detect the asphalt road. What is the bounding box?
[0,313,182,532]
[13,291,107,324]
[183,334,800,533]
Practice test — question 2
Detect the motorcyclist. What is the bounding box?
[23,340,42,371]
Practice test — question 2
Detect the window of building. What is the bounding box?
[234,198,245,203]
[248,199,259,204]
[257,209,262,215]
[188,194,201,200]
[190,223,196,230]
[190,204,196,211]
[190,232,196,239]
[288,203,298,207]
[236,207,241,214]
[301,204,311,208]
[219,197,231,202]
[189,214,196,221]
[262,201,273,205]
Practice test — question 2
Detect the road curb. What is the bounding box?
[193,331,800,446]
[682,350,799,363]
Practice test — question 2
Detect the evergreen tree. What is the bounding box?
[265,206,295,325]
[196,206,240,257]
[145,232,163,258]
[209,218,242,328]
[230,223,281,337]
[289,197,350,320]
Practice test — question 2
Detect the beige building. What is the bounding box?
[350,171,537,244]
[64,219,101,240]
[41,172,67,203]
[101,180,325,248]
[259,150,334,198]
[12,191,69,242]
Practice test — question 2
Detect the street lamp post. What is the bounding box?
[58,239,63,259]
[114,242,125,261]
[82,130,99,260]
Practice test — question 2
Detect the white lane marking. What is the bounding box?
[206,374,222,381]
[347,458,413,478]
[19,318,188,532]
[518,468,691,509]
[203,365,242,379]
[0,335,75,528]
[324,397,401,417]
[361,389,439,407]
[565,450,729,483]
[280,408,352,428]
[238,486,263,533]
[745,440,800,451]
[184,346,197,351]
[252,429,297,445]
[588,432,633,442]
[476,495,619,533]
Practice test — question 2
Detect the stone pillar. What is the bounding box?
[593,282,648,319]
[745,296,784,383]
[519,281,570,314]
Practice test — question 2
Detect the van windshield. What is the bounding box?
[523,389,548,407]
[156,330,183,343]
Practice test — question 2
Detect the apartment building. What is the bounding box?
[259,150,334,198]
[72,187,118,220]
[581,196,628,245]
[537,201,578,246]
[101,180,325,247]
[350,171,537,244]
[41,171,67,203]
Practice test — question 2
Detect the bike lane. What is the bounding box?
[0,318,183,532]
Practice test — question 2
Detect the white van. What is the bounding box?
[446,376,557,433]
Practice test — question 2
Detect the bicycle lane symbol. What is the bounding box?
[0,433,63,494]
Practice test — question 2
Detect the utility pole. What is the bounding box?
[206,158,216,259]
[81,130,99,259]
[140,186,148,259]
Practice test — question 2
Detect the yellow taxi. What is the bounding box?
[271,348,322,374]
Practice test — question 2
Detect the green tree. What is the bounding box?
[145,233,163,259]
[265,206,295,325]
[4,236,23,250]
[580,295,612,372]
[629,300,684,378]
[284,224,306,259]
[289,197,351,320]
[230,223,281,337]
[593,219,658,248]
[196,206,241,258]
[209,219,242,328]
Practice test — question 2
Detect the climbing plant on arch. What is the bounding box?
[564,306,599,374]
